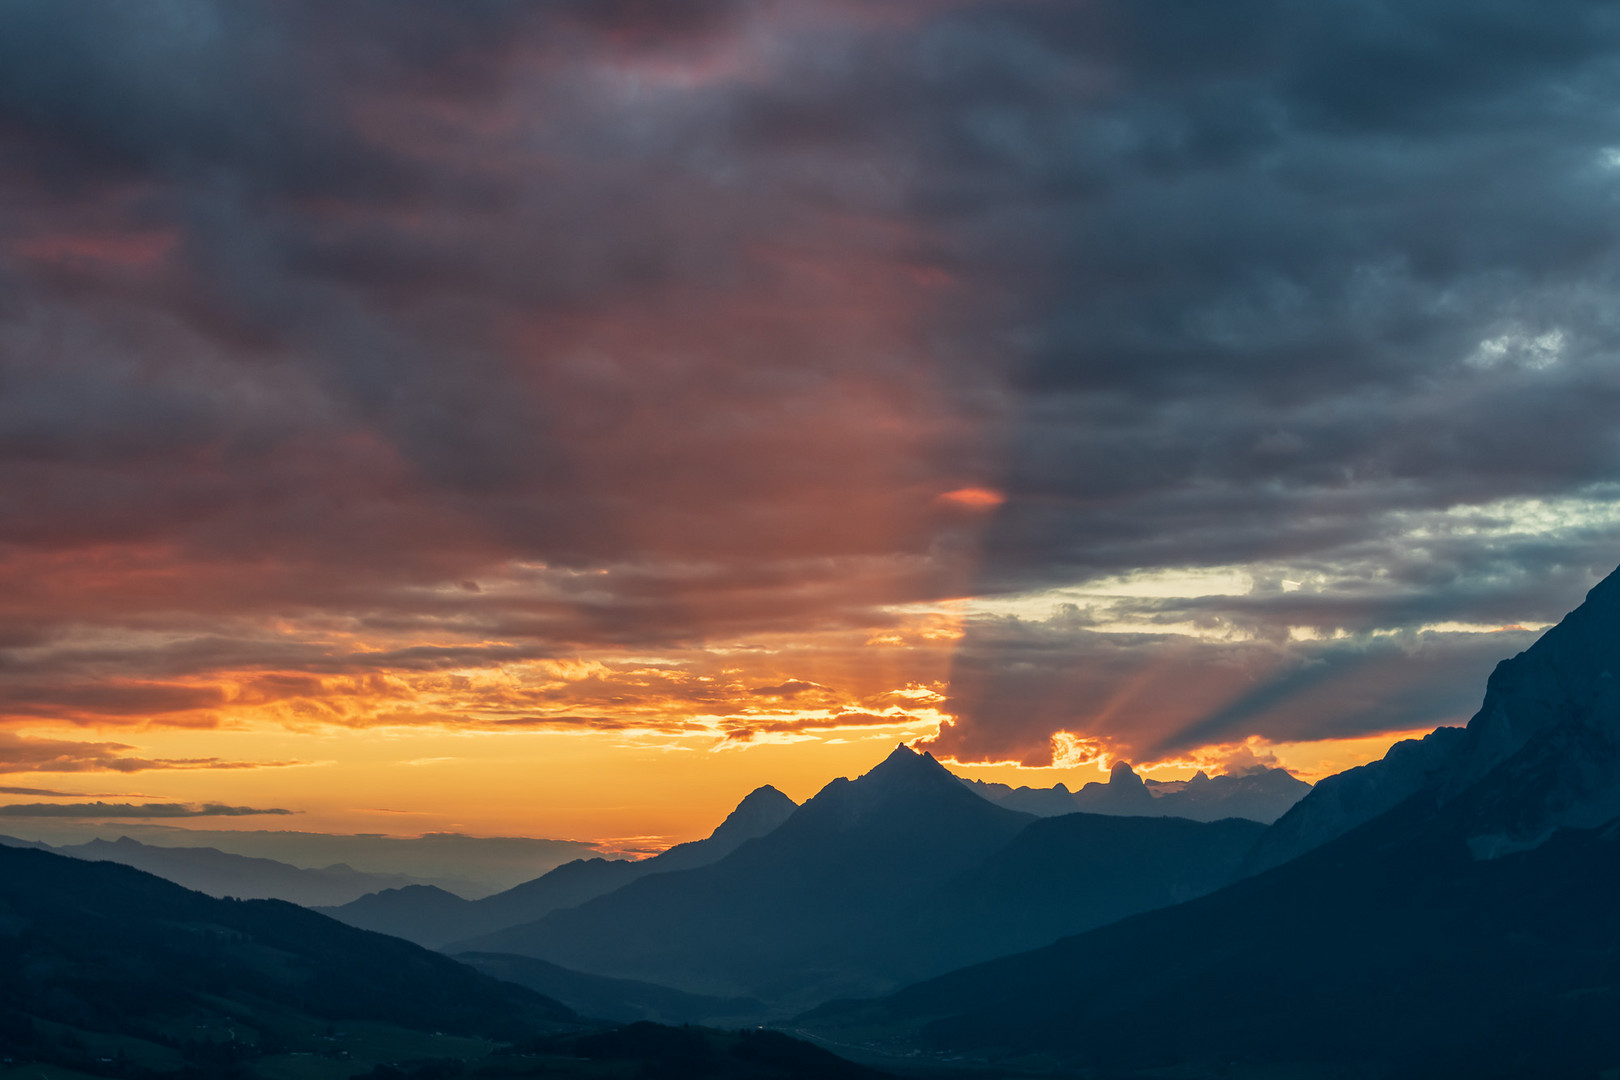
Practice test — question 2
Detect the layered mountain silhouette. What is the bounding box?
[23,564,1614,1076]
[457,746,1033,1003]
[321,784,798,948]
[456,746,1269,1009]
[0,843,888,1078]
[962,758,1311,822]
[802,563,1620,1077]
[0,833,450,907]
[0,843,575,1073]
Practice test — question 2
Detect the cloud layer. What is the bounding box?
[0,802,291,818]
[1,0,1619,771]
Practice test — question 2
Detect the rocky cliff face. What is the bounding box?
[1247,563,1620,872]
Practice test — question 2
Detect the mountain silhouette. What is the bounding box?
[1248,564,1620,871]
[852,810,1265,986]
[453,745,1276,1010]
[802,563,1620,1077]
[322,784,797,947]
[456,745,1036,1005]
[963,760,1311,823]
[0,843,891,1078]
[0,833,451,907]
[0,844,575,1073]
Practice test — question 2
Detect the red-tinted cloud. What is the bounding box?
[0,0,1617,779]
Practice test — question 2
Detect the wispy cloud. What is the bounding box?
[0,802,293,818]
[0,733,308,775]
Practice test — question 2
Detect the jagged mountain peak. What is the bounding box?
[866,742,952,779]
[1446,565,1620,791]
[791,743,1029,833]
[1250,561,1620,870]
[847,744,990,804]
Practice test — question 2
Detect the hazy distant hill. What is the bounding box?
[0,833,455,906]
[962,759,1311,823]
[0,826,595,895]
[321,784,798,948]
[802,564,1620,1077]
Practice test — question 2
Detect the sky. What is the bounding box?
[2,0,1620,859]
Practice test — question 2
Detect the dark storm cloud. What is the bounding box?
[1,0,1618,762]
[870,0,1620,760]
[928,613,1541,765]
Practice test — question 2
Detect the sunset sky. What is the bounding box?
[3,0,1620,858]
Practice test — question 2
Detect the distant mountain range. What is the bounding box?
[0,833,464,906]
[318,784,799,948]
[0,825,597,895]
[801,563,1620,1077]
[322,757,1302,967]
[457,746,1267,1009]
[962,758,1311,822]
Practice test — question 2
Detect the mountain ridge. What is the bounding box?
[962,760,1311,823]
[455,745,1036,1004]
[321,783,797,948]
[0,832,461,906]
[1248,563,1620,871]
[799,562,1620,1076]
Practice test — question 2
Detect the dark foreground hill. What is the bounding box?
[0,844,885,1079]
[0,843,573,1074]
[802,564,1620,1078]
[457,951,767,1026]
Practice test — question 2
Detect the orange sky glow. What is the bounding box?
[2,0,1605,868]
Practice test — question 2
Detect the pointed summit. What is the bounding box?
[705,784,797,850]
[641,784,798,874]
[825,743,986,818]
[864,743,956,783]
[788,742,1034,834]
